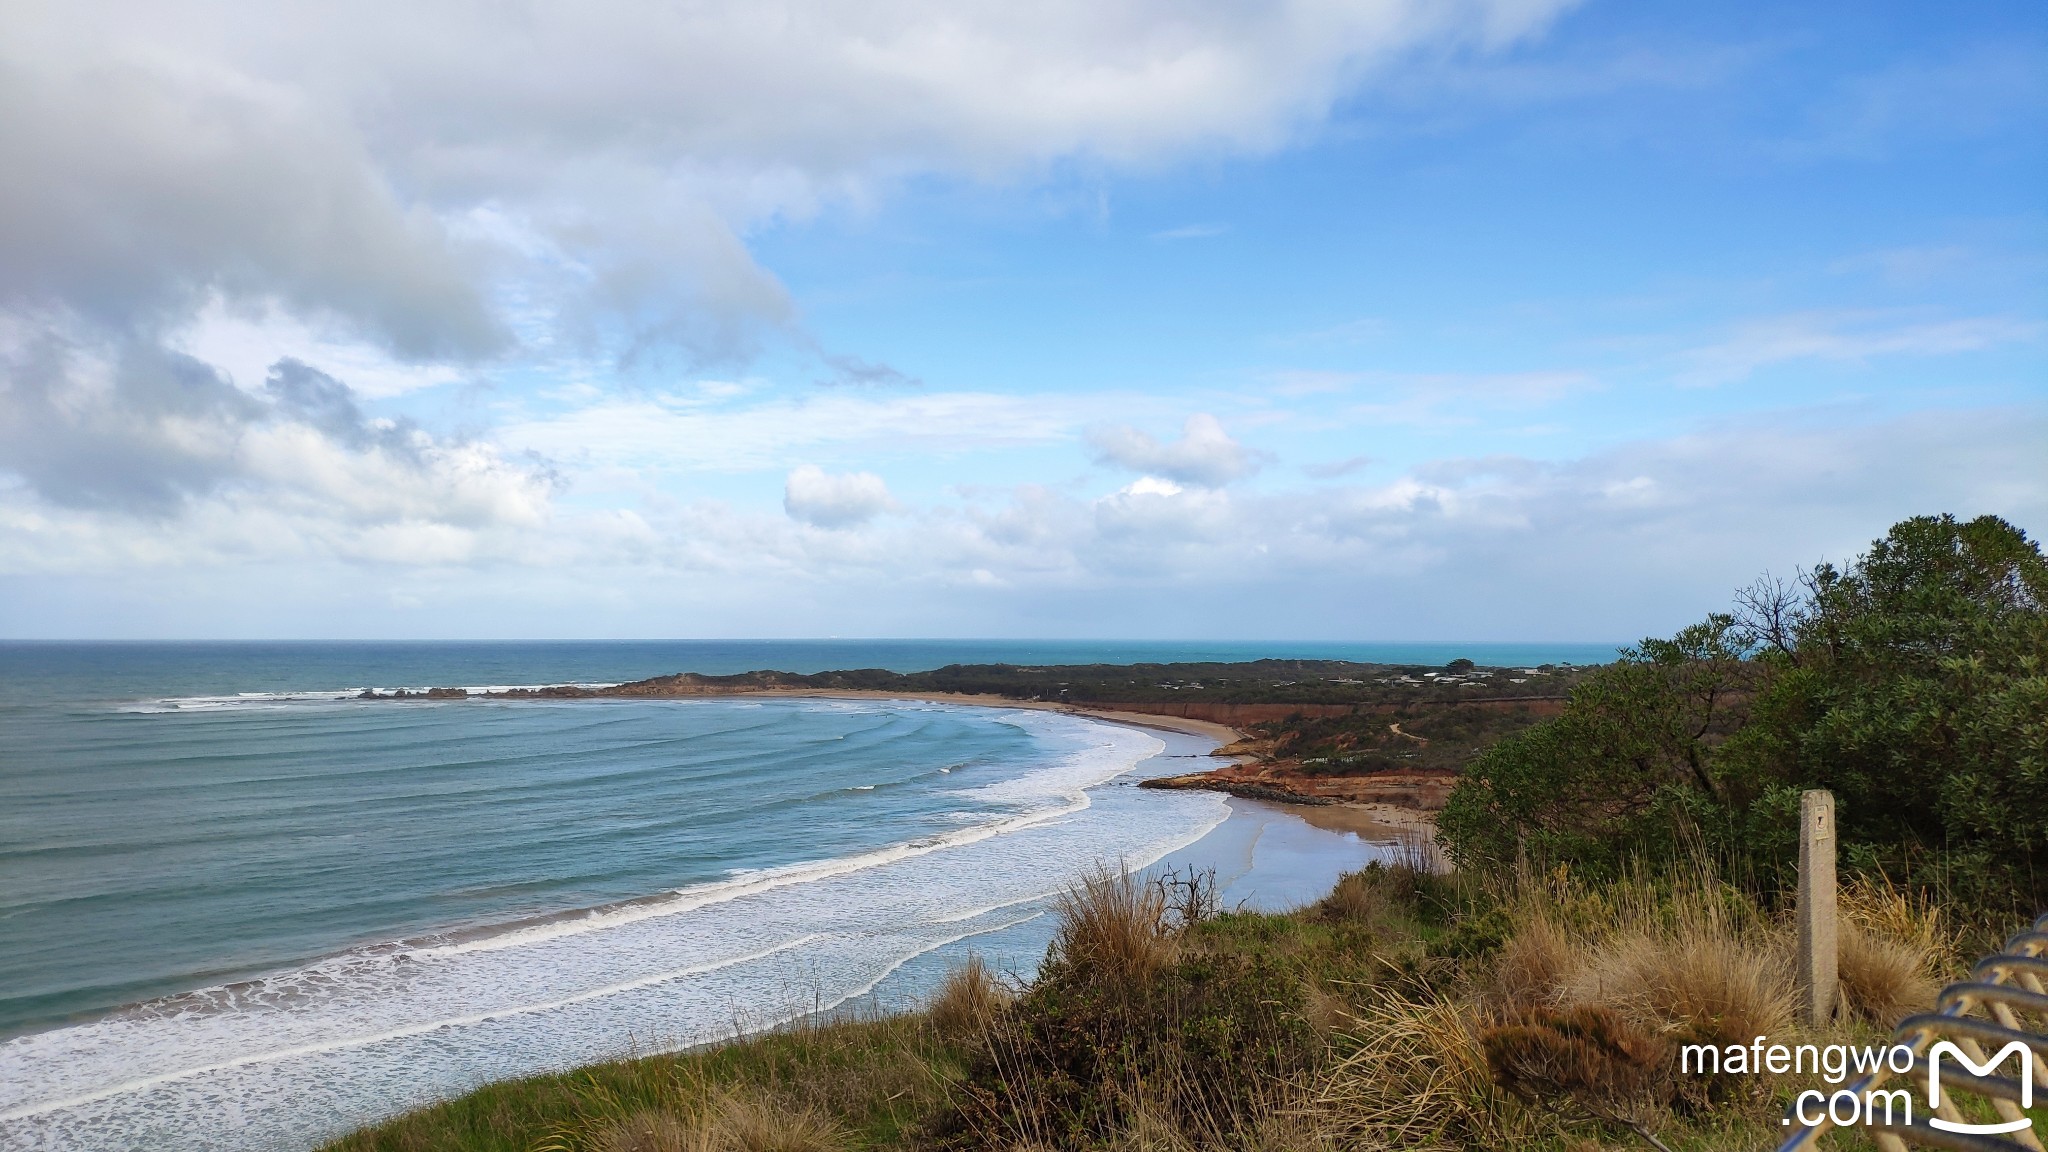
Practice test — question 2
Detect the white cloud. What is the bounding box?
[1089,413,1265,486]
[502,389,1104,474]
[0,0,1589,593]
[0,339,555,571]
[170,298,469,399]
[5,405,2041,638]
[1117,476,1184,497]
[783,464,895,528]
[0,0,1579,373]
[1679,310,2041,385]
[0,43,501,359]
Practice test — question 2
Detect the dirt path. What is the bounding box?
[1388,722,1429,746]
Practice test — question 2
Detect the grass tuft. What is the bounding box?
[1836,922,1936,1025]
[600,1110,699,1152]
[1047,864,1174,986]
[1490,914,1573,1012]
[1320,989,1557,1151]
[926,955,1008,1043]
[704,1089,846,1152]
[1566,926,1794,1051]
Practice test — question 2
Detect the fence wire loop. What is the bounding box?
[1777,912,2048,1152]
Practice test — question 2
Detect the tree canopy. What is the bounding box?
[1438,514,2048,915]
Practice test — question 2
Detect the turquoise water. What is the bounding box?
[0,640,1603,1150]
[1,695,1053,1034]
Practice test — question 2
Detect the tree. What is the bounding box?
[1440,514,2048,914]
[1438,615,1758,874]
[1752,515,2048,907]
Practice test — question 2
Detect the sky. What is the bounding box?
[0,0,2042,641]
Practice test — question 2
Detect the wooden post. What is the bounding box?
[1797,790,1837,1026]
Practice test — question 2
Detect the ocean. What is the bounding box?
[0,640,1613,1150]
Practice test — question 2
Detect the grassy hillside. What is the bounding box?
[1247,701,1560,777]
[327,856,1977,1152]
[471,658,1595,710]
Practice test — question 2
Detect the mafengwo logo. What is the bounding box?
[1685,1038,2036,1133]
[1925,1041,2034,1136]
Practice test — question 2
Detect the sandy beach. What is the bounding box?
[742,688,1445,865]
[472,682,1438,849]
[585,685,1250,743]
[582,685,1438,842]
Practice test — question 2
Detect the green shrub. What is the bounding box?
[938,946,1315,1147]
[1438,513,2048,922]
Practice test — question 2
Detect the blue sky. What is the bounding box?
[0,0,2041,639]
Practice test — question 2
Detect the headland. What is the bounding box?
[356,657,1592,839]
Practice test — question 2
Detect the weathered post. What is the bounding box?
[1796,790,1837,1026]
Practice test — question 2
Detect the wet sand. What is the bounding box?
[1289,801,1437,843]
[860,719,1401,1003]
[1129,726,1408,908]
[681,688,1426,866]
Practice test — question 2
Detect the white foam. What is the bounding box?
[0,709,1226,1152]
[117,683,623,713]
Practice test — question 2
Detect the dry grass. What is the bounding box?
[706,1090,846,1152]
[1841,874,1957,967]
[1300,984,1351,1036]
[1491,914,1573,1012]
[593,1091,847,1152]
[927,955,1008,1042]
[1833,875,1945,1025]
[1499,860,1798,1055]
[1049,864,1174,985]
[1093,1095,1333,1152]
[1565,925,1795,1051]
[1319,990,1559,1151]
[1836,923,1936,1025]
[1102,1098,1201,1152]
[603,1110,700,1152]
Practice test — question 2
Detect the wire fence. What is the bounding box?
[1776,912,2048,1152]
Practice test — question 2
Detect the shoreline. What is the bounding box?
[573,686,1440,841]
[4,695,1397,1151]
[455,684,1437,844]
[528,685,1253,745]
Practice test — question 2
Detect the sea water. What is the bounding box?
[0,641,1609,1150]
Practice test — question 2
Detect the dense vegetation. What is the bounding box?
[1247,702,1559,776]
[584,659,1590,709]
[1438,513,2048,921]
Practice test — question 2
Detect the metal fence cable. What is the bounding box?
[1776,913,2048,1152]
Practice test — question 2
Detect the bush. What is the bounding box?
[1481,1006,1674,1152]
[1312,861,1429,927]
[936,871,1316,1148]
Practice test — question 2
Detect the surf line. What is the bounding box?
[1,934,823,1123]
[412,719,1157,960]
[418,792,1098,960]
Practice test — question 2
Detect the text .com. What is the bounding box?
[1682,1037,2036,1134]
